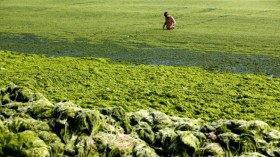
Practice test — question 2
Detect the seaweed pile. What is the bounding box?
[0,84,279,157]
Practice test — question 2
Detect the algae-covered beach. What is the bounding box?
[0,0,280,156]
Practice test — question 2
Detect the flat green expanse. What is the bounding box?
[0,0,280,127]
[1,0,280,75]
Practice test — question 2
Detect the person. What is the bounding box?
[163,12,176,30]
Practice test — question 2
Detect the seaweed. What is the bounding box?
[0,85,279,156]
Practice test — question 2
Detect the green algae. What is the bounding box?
[1,51,279,130]
[0,84,279,156]
[198,143,224,157]
[0,131,50,157]
[1,0,280,155]
[26,99,54,119]
[100,107,131,134]
[1,0,280,76]
[168,131,201,156]
[133,122,153,143]
[37,131,65,156]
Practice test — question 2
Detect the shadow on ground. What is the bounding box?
[1,32,279,77]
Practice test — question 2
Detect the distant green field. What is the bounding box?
[0,0,280,128]
[1,0,280,75]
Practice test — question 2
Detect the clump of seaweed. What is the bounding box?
[0,84,279,156]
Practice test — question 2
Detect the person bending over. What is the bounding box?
[163,12,176,30]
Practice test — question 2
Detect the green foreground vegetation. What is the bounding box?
[1,51,280,129]
[0,84,279,156]
[0,0,280,155]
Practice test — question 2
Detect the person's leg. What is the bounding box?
[167,24,175,30]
